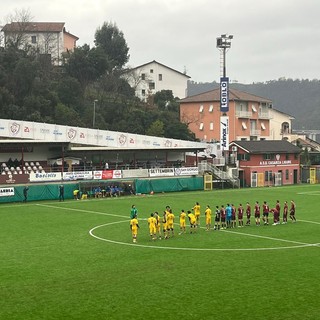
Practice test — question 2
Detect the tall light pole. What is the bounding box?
[93,99,98,128]
[216,34,233,157]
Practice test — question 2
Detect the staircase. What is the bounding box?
[198,162,240,188]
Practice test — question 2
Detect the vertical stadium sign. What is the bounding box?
[220,116,229,149]
[220,77,229,112]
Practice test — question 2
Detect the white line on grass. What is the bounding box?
[222,229,311,246]
[36,203,127,219]
[298,219,320,225]
[89,221,320,252]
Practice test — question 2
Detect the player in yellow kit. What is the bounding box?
[192,202,201,228]
[166,209,175,237]
[147,213,157,240]
[154,211,162,240]
[204,205,212,231]
[130,214,139,243]
[187,210,197,233]
[162,210,168,239]
[179,209,187,235]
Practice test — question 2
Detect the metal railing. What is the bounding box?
[198,162,240,188]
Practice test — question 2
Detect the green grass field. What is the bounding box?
[1,184,319,320]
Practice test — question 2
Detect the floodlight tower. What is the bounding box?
[216,34,233,157]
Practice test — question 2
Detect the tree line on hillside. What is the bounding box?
[188,78,320,130]
[0,10,196,141]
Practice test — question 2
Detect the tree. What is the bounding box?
[146,120,165,137]
[94,22,129,72]
[3,8,34,49]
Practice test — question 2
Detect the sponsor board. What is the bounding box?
[149,168,175,177]
[220,116,229,150]
[220,77,229,112]
[29,172,62,182]
[0,174,29,184]
[122,169,149,178]
[62,171,93,181]
[93,170,123,180]
[174,167,199,176]
[0,187,14,197]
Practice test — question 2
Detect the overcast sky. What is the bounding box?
[2,0,320,84]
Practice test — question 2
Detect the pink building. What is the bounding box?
[180,88,273,142]
[229,140,301,187]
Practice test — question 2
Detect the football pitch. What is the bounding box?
[1,184,319,320]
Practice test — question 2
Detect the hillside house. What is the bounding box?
[1,22,78,65]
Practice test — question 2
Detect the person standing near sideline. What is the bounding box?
[23,185,29,202]
[59,184,64,201]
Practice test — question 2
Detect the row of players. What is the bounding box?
[129,200,297,243]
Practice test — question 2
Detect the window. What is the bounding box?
[210,122,214,130]
[149,82,155,90]
[285,153,289,160]
[261,122,266,130]
[265,171,273,182]
[285,169,289,180]
[242,122,247,130]
[199,105,204,113]
[252,104,257,112]
[150,69,153,73]
[141,73,145,80]
[237,153,250,161]
[263,154,275,160]
[141,89,146,96]
[199,123,204,130]
[31,36,37,43]
[158,74,162,81]
[209,105,213,112]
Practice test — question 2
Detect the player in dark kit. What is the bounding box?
[290,200,296,222]
[214,206,221,230]
[237,204,244,227]
[254,201,261,226]
[220,205,226,230]
[246,202,251,226]
[270,207,280,225]
[282,201,288,224]
[231,204,236,228]
[262,201,269,225]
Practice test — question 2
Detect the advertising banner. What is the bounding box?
[174,167,199,176]
[0,174,29,185]
[122,169,149,178]
[62,171,93,181]
[220,116,229,150]
[0,187,15,197]
[149,168,175,177]
[29,172,62,182]
[220,77,229,112]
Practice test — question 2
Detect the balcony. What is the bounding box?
[258,111,272,119]
[235,110,252,118]
[250,129,261,136]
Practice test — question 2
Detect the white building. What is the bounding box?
[124,60,190,101]
[269,108,295,141]
[1,22,78,65]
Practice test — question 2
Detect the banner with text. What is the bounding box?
[0,187,15,197]
[220,116,229,150]
[220,77,229,112]
[29,172,62,182]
